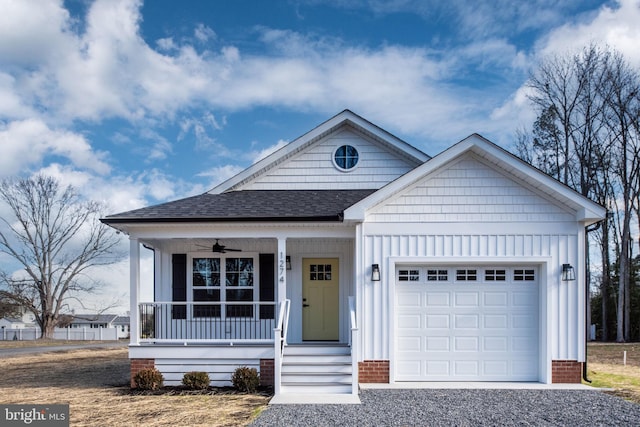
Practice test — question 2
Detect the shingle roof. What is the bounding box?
[101,189,377,224]
[71,314,118,324]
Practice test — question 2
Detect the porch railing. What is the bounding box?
[274,299,291,395]
[138,301,276,343]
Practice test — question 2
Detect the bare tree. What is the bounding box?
[518,44,640,342]
[599,52,640,341]
[0,175,124,338]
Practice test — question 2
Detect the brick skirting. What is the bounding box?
[130,358,155,388]
[552,360,582,383]
[358,360,390,383]
[260,359,274,386]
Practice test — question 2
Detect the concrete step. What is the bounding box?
[282,363,352,374]
[281,383,353,394]
[281,373,352,383]
[284,344,350,356]
[283,354,351,364]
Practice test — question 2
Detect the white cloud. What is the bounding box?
[194,23,216,43]
[198,165,246,189]
[0,119,110,177]
[535,0,640,67]
[490,0,640,149]
[252,139,289,163]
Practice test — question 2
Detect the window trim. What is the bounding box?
[187,252,260,319]
[332,144,360,172]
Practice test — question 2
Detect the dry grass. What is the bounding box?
[588,343,640,404]
[0,347,270,426]
[0,339,111,348]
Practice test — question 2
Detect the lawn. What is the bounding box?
[587,343,640,403]
[0,341,637,426]
[0,346,270,426]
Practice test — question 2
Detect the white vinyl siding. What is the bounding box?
[367,154,575,223]
[244,127,419,190]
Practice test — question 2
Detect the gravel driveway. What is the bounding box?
[250,389,640,426]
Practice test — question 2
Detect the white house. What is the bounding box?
[102,110,605,398]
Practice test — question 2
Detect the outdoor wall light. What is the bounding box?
[286,256,292,270]
[371,264,381,281]
[561,264,575,281]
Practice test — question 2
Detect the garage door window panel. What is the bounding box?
[456,269,477,282]
[398,269,420,282]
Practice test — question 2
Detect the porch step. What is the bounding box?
[280,345,353,395]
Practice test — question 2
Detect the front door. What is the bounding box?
[302,258,339,341]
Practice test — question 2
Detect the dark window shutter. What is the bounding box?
[259,253,275,319]
[172,254,187,319]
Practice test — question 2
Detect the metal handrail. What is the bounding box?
[274,299,291,395]
[349,295,358,395]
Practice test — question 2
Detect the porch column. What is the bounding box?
[277,237,287,302]
[130,237,140,345]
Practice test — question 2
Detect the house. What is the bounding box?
[114,316,131,339]
[70,314,130,339]
[0,306,38,329]
[101,110,605,399]
[70,314,119,329]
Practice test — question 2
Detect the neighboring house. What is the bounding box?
[0,307,39,340]
[70,314,118,329]
[102,110,605,399]
[0,306,37,329]
[0,317,35,330]
[113,316,131,339]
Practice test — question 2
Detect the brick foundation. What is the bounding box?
[552,360,582,383]
[260,359,274,387]
[130,358,155,388]
[358,360,390,383]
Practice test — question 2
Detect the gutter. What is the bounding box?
[100,215,344,225]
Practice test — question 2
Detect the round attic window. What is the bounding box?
[333,145,359,171]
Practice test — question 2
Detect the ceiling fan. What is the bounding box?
[210,239,242,253]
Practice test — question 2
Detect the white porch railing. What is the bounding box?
[348,295,359,395]
[273,299,291,395]
[138,301,276,343]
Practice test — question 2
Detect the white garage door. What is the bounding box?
[395,266,539,381]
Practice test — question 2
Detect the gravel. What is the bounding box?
[250,389,640,426]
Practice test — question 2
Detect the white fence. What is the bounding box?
[0,327,118,341]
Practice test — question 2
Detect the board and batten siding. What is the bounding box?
[358,152,585,369]
[361,232,580,362]
[243,127,419,190]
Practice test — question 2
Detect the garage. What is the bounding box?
[395,265,539,381]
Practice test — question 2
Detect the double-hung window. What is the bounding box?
[190,254,257,318]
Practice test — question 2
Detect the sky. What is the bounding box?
[1,0,640,314]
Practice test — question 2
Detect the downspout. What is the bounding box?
[583,218,604,383]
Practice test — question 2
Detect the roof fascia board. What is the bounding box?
[344,134,606,222]
[209,110,429,194]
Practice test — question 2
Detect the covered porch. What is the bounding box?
[127,231,360,395]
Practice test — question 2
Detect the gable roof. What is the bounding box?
[101,189,376,224]
[209,110,430,194]
[343,134,606,224]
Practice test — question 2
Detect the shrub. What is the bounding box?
[231,366,260,393]
[182,371,210,390]
[133,367,164,390]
